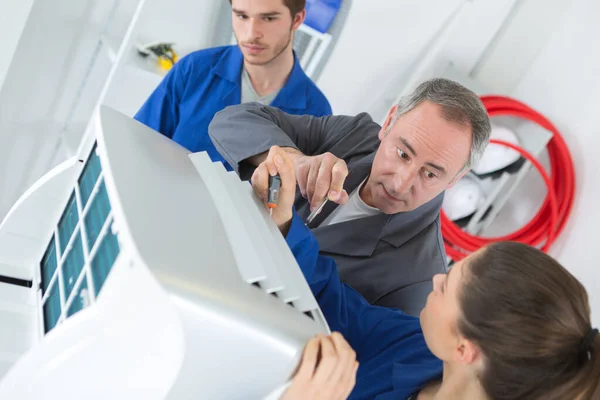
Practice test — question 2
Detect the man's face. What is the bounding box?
[364,101,472,214]
[231,0,305,66]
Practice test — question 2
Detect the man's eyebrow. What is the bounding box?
[400,137,417,157]
[232,8,282,17]
[425,162,446,175]
[260,11,282,17]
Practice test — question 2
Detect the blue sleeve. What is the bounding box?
[318,98,333,116]
[133,59,188,139]
[284,211,420,362]
[307,89,333,117]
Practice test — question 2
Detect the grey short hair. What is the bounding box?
[390,78,491,170]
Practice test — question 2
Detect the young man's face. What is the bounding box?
[231,0,305,66]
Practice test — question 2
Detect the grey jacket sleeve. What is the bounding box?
[208,102,381,175]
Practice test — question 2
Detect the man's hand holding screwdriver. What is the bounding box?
[250,147,350,216]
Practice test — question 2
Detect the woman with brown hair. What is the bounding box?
[254,146,600,400]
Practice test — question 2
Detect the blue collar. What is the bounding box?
[393,359,443,397]
[212,45,309,110]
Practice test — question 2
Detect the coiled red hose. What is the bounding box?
[441,95,576,261]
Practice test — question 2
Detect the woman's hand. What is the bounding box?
[281,333,358,400]
[251,146,297,234]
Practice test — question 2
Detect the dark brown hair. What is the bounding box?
[228,0,306,16]
[459,241,599,400]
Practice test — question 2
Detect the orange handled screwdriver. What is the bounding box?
[267,174,281,216]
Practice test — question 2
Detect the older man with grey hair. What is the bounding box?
[208,78,491,316]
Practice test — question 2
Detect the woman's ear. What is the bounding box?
[457,337,482,365]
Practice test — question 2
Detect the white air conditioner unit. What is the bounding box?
[0,106,329,399]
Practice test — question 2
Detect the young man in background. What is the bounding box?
[135,0,331,166]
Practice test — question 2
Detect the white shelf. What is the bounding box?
[466,116,552,235]
[295,24,333,78]
[102,60,163,117]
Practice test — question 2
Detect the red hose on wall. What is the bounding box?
[441,96,576,261]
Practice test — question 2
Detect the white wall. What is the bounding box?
[317,0,462,120]
[0,0,35,93]
[507,0,600,325]
[316,0,526,122]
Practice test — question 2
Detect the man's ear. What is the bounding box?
[378,104,398,141]
[292,10,306,31]
[448,168,469,188]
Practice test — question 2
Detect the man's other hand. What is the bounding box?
[293,152,349,212]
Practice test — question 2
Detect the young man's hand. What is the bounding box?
[251,146,297,233]
[281,333,358,400]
